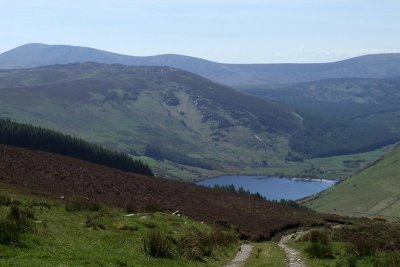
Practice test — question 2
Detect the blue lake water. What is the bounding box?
[196,176,336,201]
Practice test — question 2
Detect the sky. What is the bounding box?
[1,0,400,63]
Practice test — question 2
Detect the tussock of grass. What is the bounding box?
[0,195,11,206]
[143,228,237,260]
[143,230,175,258]
[0,205,35,245]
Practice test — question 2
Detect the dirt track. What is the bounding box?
[279,232,307,267]
[225,244,253,267]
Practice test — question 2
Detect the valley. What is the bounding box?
[0,61,397,179]
[1,43,400,266]
[3,1,400,266]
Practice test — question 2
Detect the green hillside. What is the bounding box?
[0,118,152,175]
[241,78,400,158]
[241,77,400,134]
[0,63,397,179]
[306,146,400,220]
[0,63,300,179]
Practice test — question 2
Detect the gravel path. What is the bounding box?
[225,244,253,267]
[278,233,307,267]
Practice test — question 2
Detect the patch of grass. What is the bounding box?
[244,242,286,267]
[0,184,238,266]
[372,251,400,267]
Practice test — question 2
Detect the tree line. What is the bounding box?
[0,118,153,176]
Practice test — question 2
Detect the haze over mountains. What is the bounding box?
[2,43,400,85]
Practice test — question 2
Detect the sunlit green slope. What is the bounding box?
[306,146,400,220]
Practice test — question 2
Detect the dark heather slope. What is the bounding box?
[0,144,330,239]
[1,43,400,85]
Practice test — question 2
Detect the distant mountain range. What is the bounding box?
[2,43,400,85]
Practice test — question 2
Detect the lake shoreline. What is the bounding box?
[195,175,338,184]
[196,175,336,201]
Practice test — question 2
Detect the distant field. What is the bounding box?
[237,144,396,180]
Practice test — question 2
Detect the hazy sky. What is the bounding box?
[1,0,400,63]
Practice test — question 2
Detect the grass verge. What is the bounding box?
[0,183,238,267]
[244,242,286,267]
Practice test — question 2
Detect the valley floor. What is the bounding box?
[138,144,395,181]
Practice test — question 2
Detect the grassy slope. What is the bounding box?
[0,63,395,180]
[240,78,400,159]
[0,183,237,267]
[306,146,400,219]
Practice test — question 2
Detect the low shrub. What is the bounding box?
[306,241,334,259]
[143,230,174,258]
[0,195,11,206]
[350,236,377,257]
[143,228,237,260]
[85,215,106,230]
[142,200,163,213]
[65,196,101,212]
[0,205,34,245]
[125,204,137,213]
[305,230,334,259]
[309,229,329,245]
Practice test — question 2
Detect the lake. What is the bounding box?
[196,175,336,200]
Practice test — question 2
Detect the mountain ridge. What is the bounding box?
[2,43,400,85]
[0,62,300,178]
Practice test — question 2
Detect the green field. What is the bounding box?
[306,145,400,220]
[236,144,395,180]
